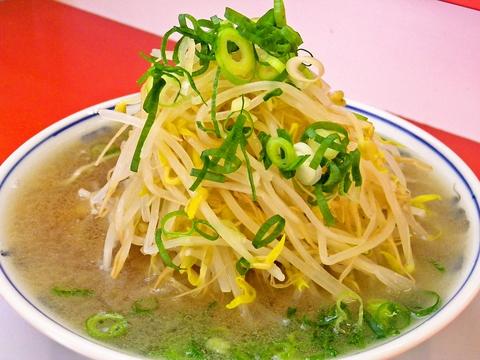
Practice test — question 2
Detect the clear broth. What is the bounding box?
[2,132,469,359]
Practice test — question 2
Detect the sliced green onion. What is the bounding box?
[256,62,285,81]
[189,157,211,191]
[51,287,94,298]
[353,112,368,121]
[257,8,275,26]
[240,139,257,201]
[225,7,303,60]
[236,257,251,276]
[376,302,411,333]
[274,0,287,27]
[90,144,120,158]
[85,312,128,339]
[364,311,386,339]
[190,168,226,183]
[204,151,242,174]
[283,154,309,171]
[321,162,342,192]
[286,307,297,319]
[367,300,411,336]
[429,260,445,273]
[350,149,362,186]
[190,113,248,190]
[276,128,293,143]
[263,88,283,102]
[215,27,255,84]
[132,296,159,314]
[155,229,181,271]
[301,121,349,145]
[130,76,165,172]
[407,291,441,317]
[160,210,195,238]
[309,134,340,170]
[210,67,222,137]
[266,137,297,170]
[160,27,177,64]
[252,215,285,249]
[193,219,219,240]
[257,131,273,169]
[196,121,217,134]
[315,184,335,226]
[340,173,353,195]
[223,111,254,138]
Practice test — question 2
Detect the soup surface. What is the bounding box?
[1,129,469,359]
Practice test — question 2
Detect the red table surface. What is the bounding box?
[1,0,479,180]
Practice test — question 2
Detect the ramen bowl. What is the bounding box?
[0,95,479,360]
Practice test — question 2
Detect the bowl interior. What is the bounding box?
[0,97,479,360]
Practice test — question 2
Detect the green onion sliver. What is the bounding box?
[309,133,341,170]
[240,140,257,201]
[190,157,211,191]
[130,76,166,172]
[236,257,251,276]
[315,184,335,226]
[155,229,181,271]
[429,260,445,273]
[407,291,441,317]
[51,287,94,298]
[350,149,362,186]
[257,131,273,169]
[376,302,411,333]
[190,168,226,183]
[367,300,411,336]
[286,307,297,319]
[274,0,287,27]
[302,121,349,141]
[266,137,297,170]
[132,296,159,314]
[85,312,128,339]
[196,121,217,134]
[160,210,195,238]
[223,111,254,139]
[263,88,283,102]
[210,67,222,137]
[364,311,386,339]
[322,162,342,192]
[193,219,220,241]
[252,215,285,249]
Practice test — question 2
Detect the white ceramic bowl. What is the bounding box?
[0,95,479,360]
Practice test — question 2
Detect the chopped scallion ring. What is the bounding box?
[366,300,411,336]
[215,27,255,84]
[193,219,220,241]
[286,56,324,83]
[266,137,297,170]
[132,296,159,314]
[85,312,128,339]
[236,257,251,276]
[252,215,285,249]
[160,210,195,238]
[406,291,441,317]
